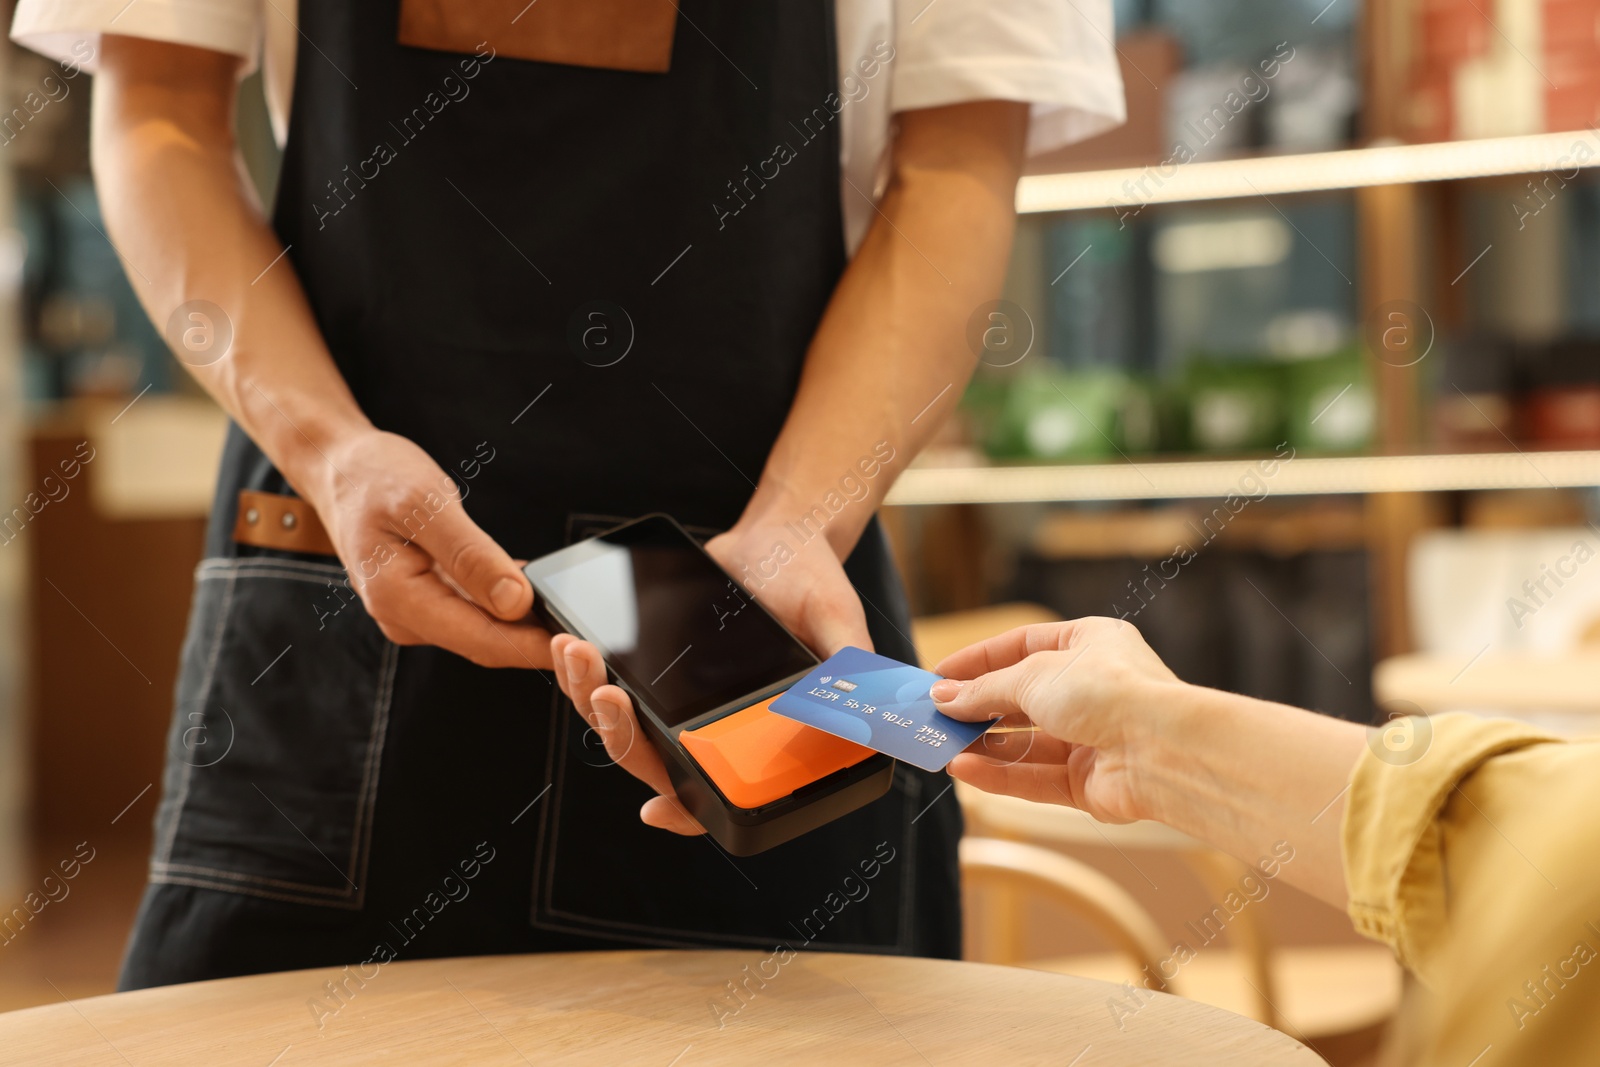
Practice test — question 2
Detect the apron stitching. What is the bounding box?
[528,912,731,950]
[892,768,920,953]
[149,861,355,897]
[154,564,238,868]
[347,639,399,907]
[566,513,630,539]
[526,679,567,928]
[534,687,574,928]
[567,512,721,542]
[147,873,364,910]
[198,557,346,576]
[221,566,345,584]
[197,560,349,584]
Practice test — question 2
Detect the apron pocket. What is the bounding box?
[149,557,395,909]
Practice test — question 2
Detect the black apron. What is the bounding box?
[120,0,962,990]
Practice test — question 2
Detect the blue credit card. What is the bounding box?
[767,646,993,772]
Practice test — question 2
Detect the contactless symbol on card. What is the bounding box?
[770,647,993,773]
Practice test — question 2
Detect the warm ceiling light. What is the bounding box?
[1018,130,1600,214]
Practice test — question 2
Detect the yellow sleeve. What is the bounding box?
[1341,712,1555,980]
[1342,712,1600,1067]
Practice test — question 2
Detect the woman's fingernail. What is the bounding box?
[566,648,588,684]
[489,577,523,615]
[930,679,963,702]
[591,697,618,730]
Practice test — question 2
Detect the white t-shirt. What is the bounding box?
[13,0,1124,252]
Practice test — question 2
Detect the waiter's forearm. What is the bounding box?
[742,101,1029,556]
[93,36,371,499]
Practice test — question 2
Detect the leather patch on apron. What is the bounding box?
[397,0,678,73]
[232,490,338,557]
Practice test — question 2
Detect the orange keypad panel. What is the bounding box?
[679,696,876,810]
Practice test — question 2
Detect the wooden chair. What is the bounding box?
[959,836,1178,994]
[910,602,1063,670]
[955,784,1402,1049]
[914,605,1402,1053]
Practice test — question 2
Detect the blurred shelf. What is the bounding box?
[1016,131,1600,214]
[886,450,1600,506]
[1029,500,1367,558]
[32,395,228,521]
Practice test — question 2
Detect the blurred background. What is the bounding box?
[2,1,1599,1063]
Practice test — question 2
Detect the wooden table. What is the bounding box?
[0,951,1325,1066]
[1376,651,1600,723]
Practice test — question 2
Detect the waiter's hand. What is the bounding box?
[308,428,552,668]
[550,523,871,833]
[550,632,705,836]
[703,523,873,657]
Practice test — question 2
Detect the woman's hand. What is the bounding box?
[549,520,872,833]
[934,616,1367,907]
[932,617,1185,825]
[308,428,552,668]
